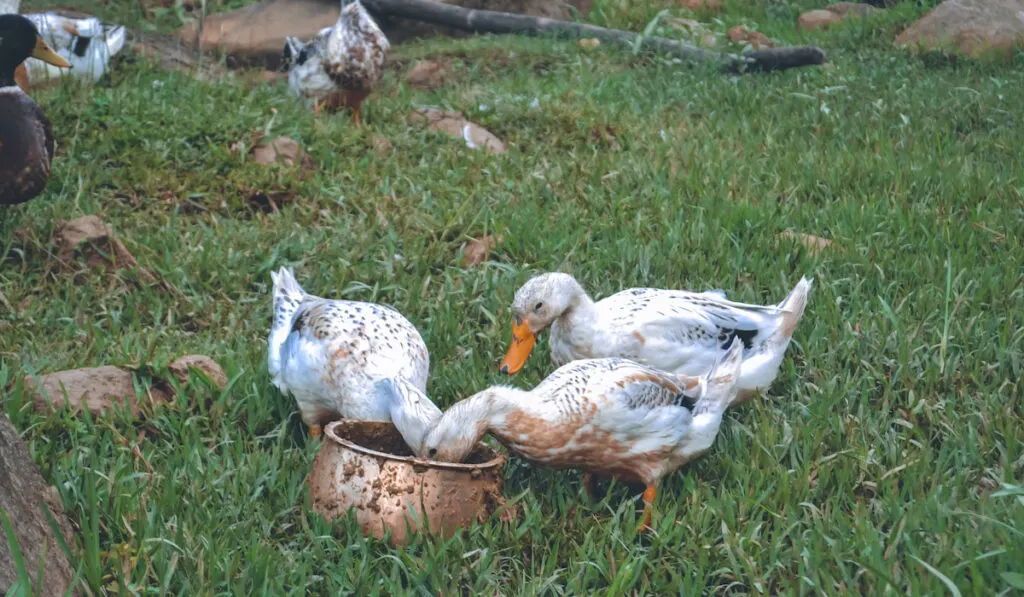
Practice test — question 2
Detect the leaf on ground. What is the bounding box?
[410,109,506,154]
[461,234,503,266]
[728,26,774,49]
[778,230,833,256]
[590,125,620,150]
[373,137,394,155]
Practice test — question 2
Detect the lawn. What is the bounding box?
[1,0,1022,593]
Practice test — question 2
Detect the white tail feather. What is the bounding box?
[776,276,813,341]
[268,267,308,390]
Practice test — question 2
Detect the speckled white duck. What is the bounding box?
[268,268,440,454]
[281,0,389,125]
[422,339,745,529]
[499,273,812,405]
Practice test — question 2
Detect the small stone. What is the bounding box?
[250,136,312,169]
[373,137,394,155]
[798,9,844,31]
[678,0,721,12]
[168,355,228,389]
[728,25,774,48]
[577,37,601,49]
[895,0,1024,58]
[53,215,156,282]
[405,59,453,90]
[27,366,171,418]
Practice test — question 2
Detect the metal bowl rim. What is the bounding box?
[323,420,506,471]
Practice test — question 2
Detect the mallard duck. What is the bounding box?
[498,273,812,405]
[21,13,125,86]
[281,0,389,125]
[268,268,440,454]
[0,14,70,206]
[421,339,745,529]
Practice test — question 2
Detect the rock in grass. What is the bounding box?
[26,356,227,418]
[168,355,228,389]
[798,3,879,31]
[52,215,155,282]
[678,0,722,13]
[249,136,314,170]
[405,59,453,90]
[895,0,1024,58]
[26,366,172,418]
[0,415,78,597]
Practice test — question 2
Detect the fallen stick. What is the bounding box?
[362,0,826,73]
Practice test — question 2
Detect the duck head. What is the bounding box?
[499,272,587,375]
[0,14,70,85]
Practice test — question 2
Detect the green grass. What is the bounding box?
[2,0,1023,593]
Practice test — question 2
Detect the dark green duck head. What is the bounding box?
[0,14,71,87]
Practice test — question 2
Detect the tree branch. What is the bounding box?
[362,0,826,73]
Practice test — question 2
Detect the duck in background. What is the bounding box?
[498,273,812,406]
[19,13,125,88]
[0,13,70,207]
[268,268,441,456]
[282,0,389,125]
[421,339,746,530]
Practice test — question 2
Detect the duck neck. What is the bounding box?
[449,387,520,432]
[0,61,20,89]
[552,284,597,344]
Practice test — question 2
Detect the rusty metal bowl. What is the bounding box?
[308,420,508,545]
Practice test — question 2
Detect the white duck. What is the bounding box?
[498,273,812,405]
[281,0,389,124]
[21,13,125,86]
[421,339,746,530]
[268,268,440,455]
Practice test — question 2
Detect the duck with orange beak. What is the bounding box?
[1,14,71,206]
[499,272,812,407]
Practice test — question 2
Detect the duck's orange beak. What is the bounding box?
[31,36,71,68]
[499,318,536,375]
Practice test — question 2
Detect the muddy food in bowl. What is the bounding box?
[308,420,509,545]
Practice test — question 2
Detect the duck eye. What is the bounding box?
[534,302,544,312]
[428,448,438,457]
